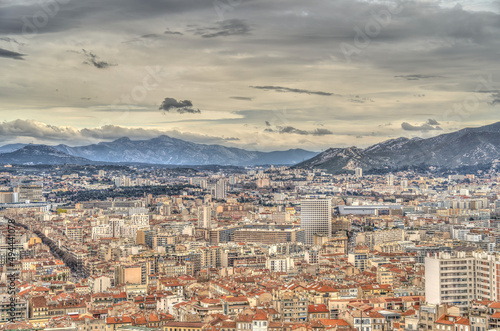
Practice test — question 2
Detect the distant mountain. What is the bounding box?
[53,136,317,166]
[0,145,93,165]
[0,143,27,153]
[295,121,500,174]
[0,136,317,166]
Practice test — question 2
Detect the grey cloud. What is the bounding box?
[350,96,374,103]
[265,125,333,136]
[251,86,334,96]
[0,37,22,45]
[426,119,440,125]
[401,122,442,131]
[164,29,183,35]
[230,96,253,101]
[395,74,443,80]
[0,47,25,60]
[476,90,500,105]
[0,0,214,35]
[190,19,251,38]
[81,49,115,69]
[491,93,500,105]
[141,33,160,38]
[159,98,201,114]
[0,119,234,144]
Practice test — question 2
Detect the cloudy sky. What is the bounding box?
[1,0,499,151]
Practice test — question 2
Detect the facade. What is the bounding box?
[198,206,212,229]
[425,252,500,312]
[215,179,227,200]
[233,227,305,245]
[348,252,368,271]
[300,199,332,245]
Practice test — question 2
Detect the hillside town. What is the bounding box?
[0,165,499,330]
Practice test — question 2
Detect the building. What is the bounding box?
[266,256,294,273]
[347,252,368,271]
[355,167,363,178]
[88,275,112,293]
[215,179,227,200]
[425,252,500,312]
[233,227,305,245]
[65,226,83,243]
[301,199,332,245]
[115,264,143,285]
[387,174,395,186]
[198,206,212,229]
[14,185,43,203]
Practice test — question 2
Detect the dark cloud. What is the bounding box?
[395,74,443,80]
[265,125,333,136]
[401,122,442,131]
[81,49,115,69]
[426,119,440,125]
[349,96,374,103]
[230,96,253,101]
[491,92,500,105]
[0,47,25,60]
[159,98,201,114]
[164,29,183,35]
[251,86,334,96]
[0,37,22,45]
[190,19,250,38]
[476,90,500,105]
[141,33,160,38]
[0,0,214,35]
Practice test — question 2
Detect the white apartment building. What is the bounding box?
[425,252,500,312]
[266,256,294,273]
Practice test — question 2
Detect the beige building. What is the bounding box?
[114,264,143,285]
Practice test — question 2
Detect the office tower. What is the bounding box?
[300,199,332,245]
[355,167,363,178]
[215,179,227,199]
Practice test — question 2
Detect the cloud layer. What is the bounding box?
[0,0,499,150]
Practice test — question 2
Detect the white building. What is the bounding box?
[198,206,212,229]
[425,252,500,312]
[215,179,227,199]
[300,199,332,245]
[266,256,294,273]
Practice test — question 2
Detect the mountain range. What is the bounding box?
[4,121,500,171]
[0,136,317,166]
[295,121,500,174]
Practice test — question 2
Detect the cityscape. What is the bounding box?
[1,0,500,330]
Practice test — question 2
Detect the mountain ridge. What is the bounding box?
[0,135,317,166]
[295,121,500,174]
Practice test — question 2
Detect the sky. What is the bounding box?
[0,0,499,152]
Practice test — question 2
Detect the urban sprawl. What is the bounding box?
[0,165,498,331]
